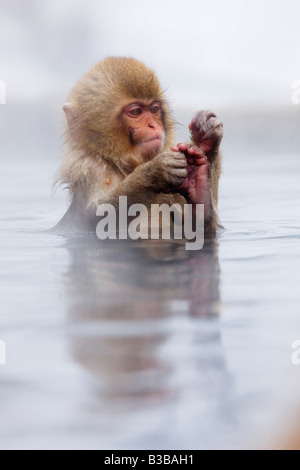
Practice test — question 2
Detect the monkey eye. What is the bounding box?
[150,106,160,114]
[129,108,142,116]
[149,102,162,115]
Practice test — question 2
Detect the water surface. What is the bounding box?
[0,153,300,450]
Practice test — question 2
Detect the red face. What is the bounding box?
[122,101,165,159]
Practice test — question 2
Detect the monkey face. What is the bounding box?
[122,101,166,160]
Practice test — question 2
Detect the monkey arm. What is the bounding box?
[99,168,159,209]
[97,152,188,209]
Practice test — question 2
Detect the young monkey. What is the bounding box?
[55,57,223,237]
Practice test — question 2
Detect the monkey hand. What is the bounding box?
[189,110,223,157]
[139,151,188,193]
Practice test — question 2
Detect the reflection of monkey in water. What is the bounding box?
[65,238,222,402]
[55,57,223,236]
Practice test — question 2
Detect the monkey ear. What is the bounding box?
[63,102,79,136]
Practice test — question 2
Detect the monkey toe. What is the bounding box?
[190,110,223,152]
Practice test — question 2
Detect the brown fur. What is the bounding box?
[55,57,222,235]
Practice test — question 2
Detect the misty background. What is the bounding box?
[0,0,299,165]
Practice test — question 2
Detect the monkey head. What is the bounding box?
[63,57,175,175]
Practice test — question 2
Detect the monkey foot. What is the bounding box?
[189,110,223,156]
[171,144,213,221]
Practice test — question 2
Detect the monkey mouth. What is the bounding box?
[139,136,164,159]
[142,136,163,144]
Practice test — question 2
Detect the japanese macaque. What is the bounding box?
[55,57,223,237]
